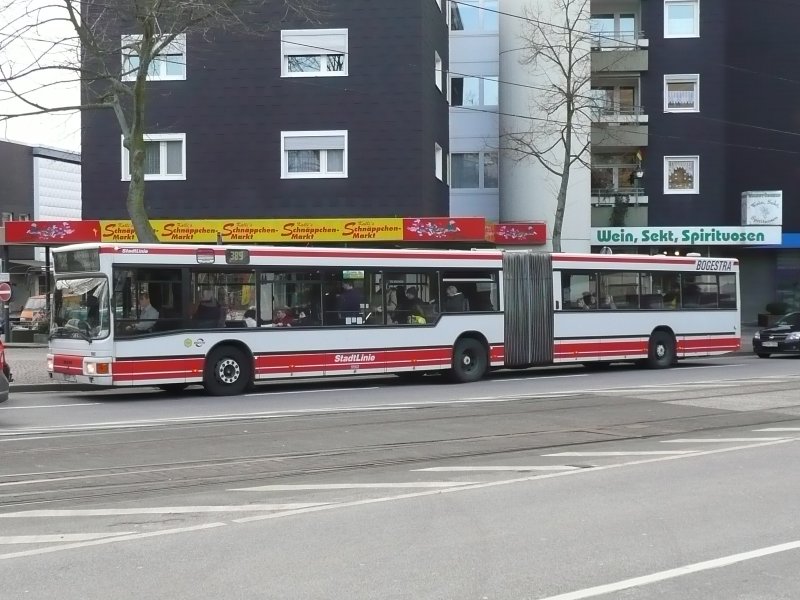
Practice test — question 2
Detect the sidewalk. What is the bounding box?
[2,325,760,393]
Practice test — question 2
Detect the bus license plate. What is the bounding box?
[763,341,778,347]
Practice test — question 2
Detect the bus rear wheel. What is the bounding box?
[647,331,675,369]
[204,346,252,396]
[448,337,487,383]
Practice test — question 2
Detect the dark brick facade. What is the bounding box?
[82,1,450,219]
[642,0,800,232]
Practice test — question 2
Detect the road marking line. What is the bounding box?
[0,504,325,518]
[543,451,696,457]
[230,483,475,492]
[0,532,136,544]
[492,374,589,382]
[755,427,800,432]
[412,466,580,472]
[0,439,791,561]
[661,438,786,443]
[0,403,102,410]
[234,439,795,525]
[532,539,800,600]
[0,523,225,560]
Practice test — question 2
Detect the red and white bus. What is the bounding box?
[46,243,740,395]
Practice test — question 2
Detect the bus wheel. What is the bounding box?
[158,383,189,393]
[449,337,487,383]
[647,332,675,369]
[204,346,251,396]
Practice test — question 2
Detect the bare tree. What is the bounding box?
[501,0,593,252]
[0,0,325,242]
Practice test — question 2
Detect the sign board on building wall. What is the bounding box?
[5,220,101,244]
[741,191,782,226]
[591,226,782,246]
[5,217,543,245]
[99,218,489,243]
[485,222,547,245]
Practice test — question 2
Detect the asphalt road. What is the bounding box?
[1,354,800,599]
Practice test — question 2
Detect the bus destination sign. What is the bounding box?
[225,249,250,265]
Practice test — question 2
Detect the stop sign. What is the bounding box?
[0,282,11,302]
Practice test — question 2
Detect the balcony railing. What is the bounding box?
[591,187,647,206]
[591,31,648,49]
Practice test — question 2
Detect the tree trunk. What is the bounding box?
[552,144,572,253]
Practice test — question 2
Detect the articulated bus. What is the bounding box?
[46,243,741,395]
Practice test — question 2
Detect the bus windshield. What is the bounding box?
[50,277,110,341]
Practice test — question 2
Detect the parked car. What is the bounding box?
[0,340,10,403]
[753,312,800,358]
[18,294,49,329]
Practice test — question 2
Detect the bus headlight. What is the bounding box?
[46,354,54,372]
[84,360,111,376]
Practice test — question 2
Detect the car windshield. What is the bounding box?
[776,312,800,327]
[50,277,110,340]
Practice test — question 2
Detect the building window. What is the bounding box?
[450,75,498,106]
[590,13,637,47]
[664,74,699,112]
[281,131,347,179]
[664,0,699,38]
[592,84,637,115]
[281,29,348,77]
[435,52,444,92]
[451,151,498,188]
[121,134,186,181]
[435,143,443,180]
[121,34,186,81]
[664,156,699,194]
[450,0,498,32]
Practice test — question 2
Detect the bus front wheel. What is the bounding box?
[647,331,675,369]
[204,346,252,396]
[449,337,487,383]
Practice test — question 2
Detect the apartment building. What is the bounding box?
[82,1,451,220]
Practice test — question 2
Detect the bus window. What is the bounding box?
[386,272,438,324]
[561,271,595,310]
[261,270,323,327]
[191,271,255,328]
[441,271,500,312]
[599,271,639,309]
[113,267,183,333]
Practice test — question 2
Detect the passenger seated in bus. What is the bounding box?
[408,303,427,325]
[443,285,469,312]
[272,308,294,327]
[243,309,257,327]
[664,284,681,309]
[125,293,159,333]
[194,289,224,327]
[577,292,596,310]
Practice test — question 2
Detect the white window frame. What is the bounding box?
[121,34,186,82]
[664,74,700,112]
[664,155,699,194]
[280,29,348,78]
[120,133,187,181]
[449,74,498,107]
[664,0,699,39]
[281,130,348,179]
[435,52,444,92]
[435,143,443,181]
[450,151,499,189]
[450,0,499,33]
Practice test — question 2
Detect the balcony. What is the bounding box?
[591,187,648,207]
[590,9,648,72]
